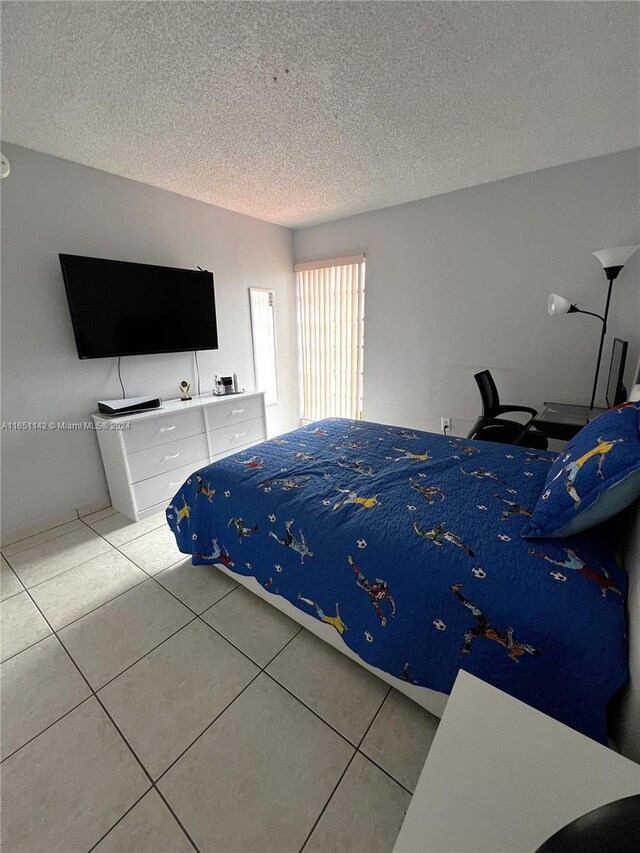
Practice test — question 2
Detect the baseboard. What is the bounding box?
[77,497,112,518]
[1,499,112,547]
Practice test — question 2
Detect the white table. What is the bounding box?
[394,671,640,853]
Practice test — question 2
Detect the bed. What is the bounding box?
[166,417,632,749]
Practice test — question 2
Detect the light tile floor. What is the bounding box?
[0,509,440,853]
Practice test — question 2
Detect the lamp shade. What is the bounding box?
[592,245,640,270]
[548,293,573,316]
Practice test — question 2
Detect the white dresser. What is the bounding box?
[93,391,267,521]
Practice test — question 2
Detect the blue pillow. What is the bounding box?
[522,402,640,538]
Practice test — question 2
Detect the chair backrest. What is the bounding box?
[474,370,500,417]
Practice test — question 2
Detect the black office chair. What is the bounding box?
[468,370,549,450]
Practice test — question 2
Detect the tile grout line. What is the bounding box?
[354,751,415,798]
[86,783,201,853]
[152,626,304,787]
[16,578,203,853]
[15,513,253,691]
[0,632,55,666]
[7,516,415,851]
[357,686,392,749]
[154,670,263,783]
[86,517,306,678]
[1,504,117,551]
[8,535,302,850]
[79,515,225,604]
[263,671,370,751]
[32,574,149,634]
[7,515,233,673]
[0,576,193,669]
[84,538,262,682]
[2,596,214,753]
[9,531,415,785]
[40,517,235,633]
[3,518,108,559]
[83,519,418,796]
[92,686,202,853]
[300,752,360,853]
[78,513,167,547]
[1,543,223,666]
[85,788,152,853]
[93,613,201,691]
[8,569,408,848]
[1,518,91,558]
[8,547,205,851]
[1,561,27,601]
[0,693,95,765]
[0,587,28,605]
[297,686,393,853]
[349,685,419,797]
[48,519,301,690]
[149,787,201,853]
[94,696,202,853]
[10,542,143,593]
[99,527,315,682]
[4,539,117,593]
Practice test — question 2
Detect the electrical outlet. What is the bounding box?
[441,417,451,433]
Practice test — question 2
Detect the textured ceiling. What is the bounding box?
[1,1,639,227]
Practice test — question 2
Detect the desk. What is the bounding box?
[393,671,640,853]
[529,401,608,442]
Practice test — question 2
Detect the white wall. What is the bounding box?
[294,149,640,436]
[0,143,298,535]
[2,145,639,535]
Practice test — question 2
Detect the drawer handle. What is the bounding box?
[231,409,244,415]
[163,452,180,460]
[233,432,247,439]
[159,425,176,433]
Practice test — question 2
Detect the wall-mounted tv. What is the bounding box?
[60,254,218,359]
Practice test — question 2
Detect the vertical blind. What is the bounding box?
[295,254,365,421]
[249,288,279,405]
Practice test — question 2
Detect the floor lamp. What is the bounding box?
[548,245,639,409]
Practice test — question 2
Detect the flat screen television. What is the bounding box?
[60,254,218,359]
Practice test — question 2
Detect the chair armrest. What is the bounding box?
[474,416,529,430]
[496,404,539,417]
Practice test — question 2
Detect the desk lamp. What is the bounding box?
[548,245,639,409]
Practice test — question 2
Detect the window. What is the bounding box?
[295,254,365,421]
[249,288,279,405]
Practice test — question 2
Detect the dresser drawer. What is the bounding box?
[124,409,204,454]
[205,395,264,431]
[133,458,209,512]
[126,433,209,484]
[208,417,266,456]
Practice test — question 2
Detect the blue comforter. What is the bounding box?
[166,418,628,743]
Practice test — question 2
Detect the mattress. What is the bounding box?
[166,417,629,743]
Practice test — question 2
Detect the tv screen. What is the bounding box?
[60,254,218,359]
